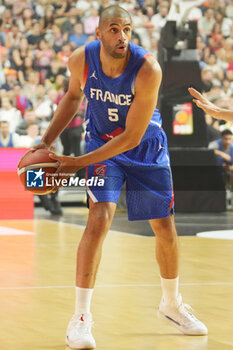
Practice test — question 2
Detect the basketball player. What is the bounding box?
[189,87,233,121]
[34,7,208,349]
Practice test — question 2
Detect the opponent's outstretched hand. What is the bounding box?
[188,87,221,119]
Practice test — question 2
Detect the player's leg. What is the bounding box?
[150,215,208,335]
[76,199,117,288]
[66,199,116,349]
[150,213,178,279]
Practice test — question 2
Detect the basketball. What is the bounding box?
[17,149,58,195]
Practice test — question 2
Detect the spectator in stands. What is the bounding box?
[209,129,233,190]
[0,120,19,147]
[222,78,233,97]
[68,22,88,49]
[54,75,65,96]
[55,0,79,19]
[12,37,33,71]
[15,107,38,135]
[14,83,32,116]
[0,48,12,72]
[204,52,224,83]
[12,0,28,20]
[27,22,44,49]
[151,1,169,34]
[118,0,136,13]
[208,22,224,52]
[23,122,41,147]
[0,69,18,92]
[209,129,233,166]
[132,6,150,48]
[215,9,232,38]
[216,37,233,70]
[23,70,40,102]
[83,7,100,35]
[41,5,55,32]
[0,119,36,148]
[57,43,73,68]
[149,36,158,58]
[5,21,22,50]
[75,0,100,19]
[34,38,55,82]
[48,25,64,53]
[226,0,233,20]
[46,59,67,86]
[33,84,53,121]
[98,0,115,13]
[0,96,22,132]
[47,88,59,113]
[198,7,215,41]
[17,55,35,86]
[1,8,13,33]
[18,7,34,35]
[60,10,78,35]
[201,66,215,91]
[205,113,221,143]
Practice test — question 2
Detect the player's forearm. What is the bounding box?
[216,109,233,122]
[41,91,83,147]
[75,131,139,168]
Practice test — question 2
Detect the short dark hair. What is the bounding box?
[221,129,233,137]
[99,5,131,28]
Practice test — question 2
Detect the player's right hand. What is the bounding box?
[17,141,49,168]
[32,141,50,152]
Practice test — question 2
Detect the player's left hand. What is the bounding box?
[48,153,84,191]
[188,87,221,118]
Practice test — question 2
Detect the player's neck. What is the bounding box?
[99,48,130,79]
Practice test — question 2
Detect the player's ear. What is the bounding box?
[96,27,101,40]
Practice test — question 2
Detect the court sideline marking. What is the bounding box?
[0,282,233,291]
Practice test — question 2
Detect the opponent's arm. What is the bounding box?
[51,56,162,171]
[39,47,85,148]
[189,87,233,122]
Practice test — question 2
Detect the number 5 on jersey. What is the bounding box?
[108,108,119,122]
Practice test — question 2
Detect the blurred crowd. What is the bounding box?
[1,0,233,148]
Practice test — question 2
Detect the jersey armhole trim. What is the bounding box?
[81,62,89,90]
[143,53,152,59]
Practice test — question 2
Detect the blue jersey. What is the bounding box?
[83,40,162,142]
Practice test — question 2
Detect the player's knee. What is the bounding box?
[86,203,115,236]
[150,216,177,239]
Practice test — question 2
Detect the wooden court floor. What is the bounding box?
[0,217,233,350]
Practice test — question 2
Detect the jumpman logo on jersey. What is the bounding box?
[90,71,98,80]
[158,143,164,152]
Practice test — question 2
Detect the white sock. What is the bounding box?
[160,276,179,305]
[75,287,94,314]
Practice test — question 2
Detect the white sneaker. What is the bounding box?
[66,312,96,349]
[158,294,208,335]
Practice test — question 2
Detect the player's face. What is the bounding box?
[97,17,132,59]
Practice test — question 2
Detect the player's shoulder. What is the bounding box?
[68,46,85,70]
[68,41,100,71]
[130,43,161,78]
[138,53,162,85]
